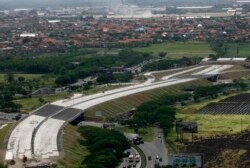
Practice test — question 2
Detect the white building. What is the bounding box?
[20,33,37,38]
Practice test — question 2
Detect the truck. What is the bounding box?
[133,136,144,145]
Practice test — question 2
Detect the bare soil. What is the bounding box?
[183,130,250,168]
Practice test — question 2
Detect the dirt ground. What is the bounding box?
[183,129,250,168]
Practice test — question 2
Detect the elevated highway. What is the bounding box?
[5,64,234,161]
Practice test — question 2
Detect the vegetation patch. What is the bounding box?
[15,92,69,113]
[0,124,12,162]
[0,74,42,83]
[78,126,130,168]
[58,124,88,168]
[226,43,250,57]
[128,94,190,136]
[177,113,250,137]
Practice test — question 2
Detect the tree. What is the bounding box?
[79,126,130,168]
[208,54,218,60]
[210,41,227,56]
[83,84,91,90]
[159,52,167,58]
[18,76,25,82]
[5,73,14,83]
[38,97,45,104]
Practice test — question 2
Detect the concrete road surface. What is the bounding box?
[138,127,168,168]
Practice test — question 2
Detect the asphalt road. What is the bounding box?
[52,108,83,121]
[139,127,168,168]
[119,147,141,168]
[33,104,64,117]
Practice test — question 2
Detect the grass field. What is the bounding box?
[58,124,88,168]
[0,124,12,162]
[165,92,250,153]
[177,114,250,137]
[167,91,250,140]
[133,42,215,58]
[15,92,69,113]
[226,43,250,57]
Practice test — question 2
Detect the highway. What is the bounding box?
[119,147,141,168]
[5,64,234,161]
[139,128,168,168]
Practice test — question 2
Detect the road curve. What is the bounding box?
[5,64,233,161]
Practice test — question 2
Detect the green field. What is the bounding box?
[226,43,250,57]
[177,114,250,138]
[172,92,250,137]
[165,92,250,152]
[0,124,12,162]
[177,93,250,137]
[133,42,215,58]
[15,92,69,113]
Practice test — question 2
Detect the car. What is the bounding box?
[156,155,160,159]
[158,135,161,138]
[128,154,134,162]
[148,156,151,160]
[135,154,140,162]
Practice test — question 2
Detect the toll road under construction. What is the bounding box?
[5,64,233,161]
